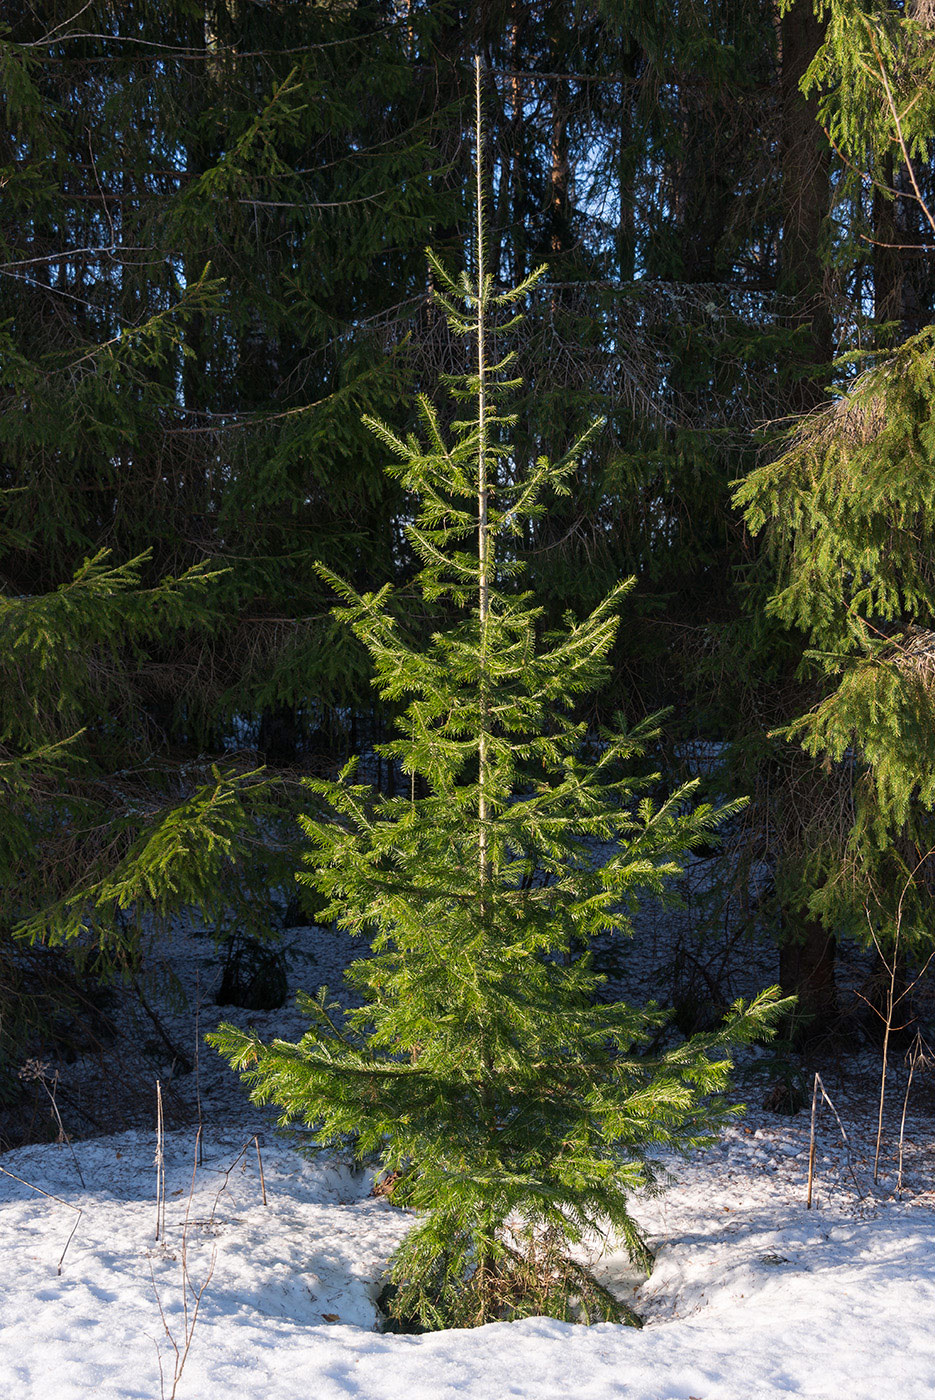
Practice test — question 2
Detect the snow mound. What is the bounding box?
[1,1122,932,1399]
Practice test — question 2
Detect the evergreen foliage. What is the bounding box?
[6,0,930,1146]
[735,1,935,955]
[0,0,463,1110]
[0,543,291,1116]
[736,325,935,950]
[0,0,459,757]
[798,0,935,191]
[211,63,785,1332]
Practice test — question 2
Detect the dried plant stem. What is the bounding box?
[474,51,491,899]
[873,955,896,1184]
[860,847,935,1184]
[194,970,204,1168]
[806,1072,818,1209]
[151,1129,268,1396]
[866,25,935,241]
[897,1033,929,1197]
[0,1164,82,1274]
[151,1127,216,1400]
[155,1080,166,1242]
[254,1136,268,1207]
[206,1137,268,1214]
[37,1067,85,1188]
[806,1071,864,1209]
[819,1074,861,1194]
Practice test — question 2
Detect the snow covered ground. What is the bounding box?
[1,1111,933,1400]
[4,863,935,1398]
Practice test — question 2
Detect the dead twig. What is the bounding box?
[133,974,193,1076]
[0,1164,82,1274]
[206,1137,268,1216]
[806,1071,864,1208]
[807,1072,819,1209]
[18,1060,85,1188]
[254,1136,268,1208]
[150,1126,216,1400]
[867,25,935,241]
[194,970,204,1168]
[149,1128,268,1399]
[863,845,935,1184]
[897,1032,932,1197]
[155,1080,166,1242]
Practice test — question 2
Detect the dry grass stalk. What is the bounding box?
[806,1071,864,1209]
[149,1126,272,1395]
[18,1059,85,1187]
[861,847,935,1184]
[193,971,204,1169]
[151,1127,216,1400]
[897,1032,931,1196]
[155,1080,166,1242]
[806,1072,819,1209]
[0,1163,82,1274]
[254,1136,268,1208]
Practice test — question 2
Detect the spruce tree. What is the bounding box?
[733,2,935,983]
[211,59,784,1332]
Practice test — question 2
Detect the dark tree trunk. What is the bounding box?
[777,0,837,1025]
[873,153,903,332]
[258,704,299,768]
[549,79,570,262]
[779,904,837,1037]
[616,48,639,285]
[510,2,527,284]
[779,0,833,410]
[673,73,734,285]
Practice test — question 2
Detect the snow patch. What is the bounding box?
[1,1121,932,1399]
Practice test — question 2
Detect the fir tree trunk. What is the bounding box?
[775,0,838,1027]
[779,0,833,408]
[475,57,491,897]
[673,66,732,283]
[778,903,836,1038]
[616,49,639,285]
[258,703,299,769]
[549,90,570,259]
[873,153,904,333]
[510,3,527,285]
[547,3,572,285]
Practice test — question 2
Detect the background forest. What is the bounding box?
[3,0,935,1158]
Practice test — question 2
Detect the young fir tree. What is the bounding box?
[211,61,784,1332]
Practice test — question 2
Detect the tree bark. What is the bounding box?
[510,2,527,284]
[779,904,837,1037]
[616,47,639,285]
[873,152,903,332]
[779,0,833,410]
[777,0,837,1025]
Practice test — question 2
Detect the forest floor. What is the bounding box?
[2,854,934,1398]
